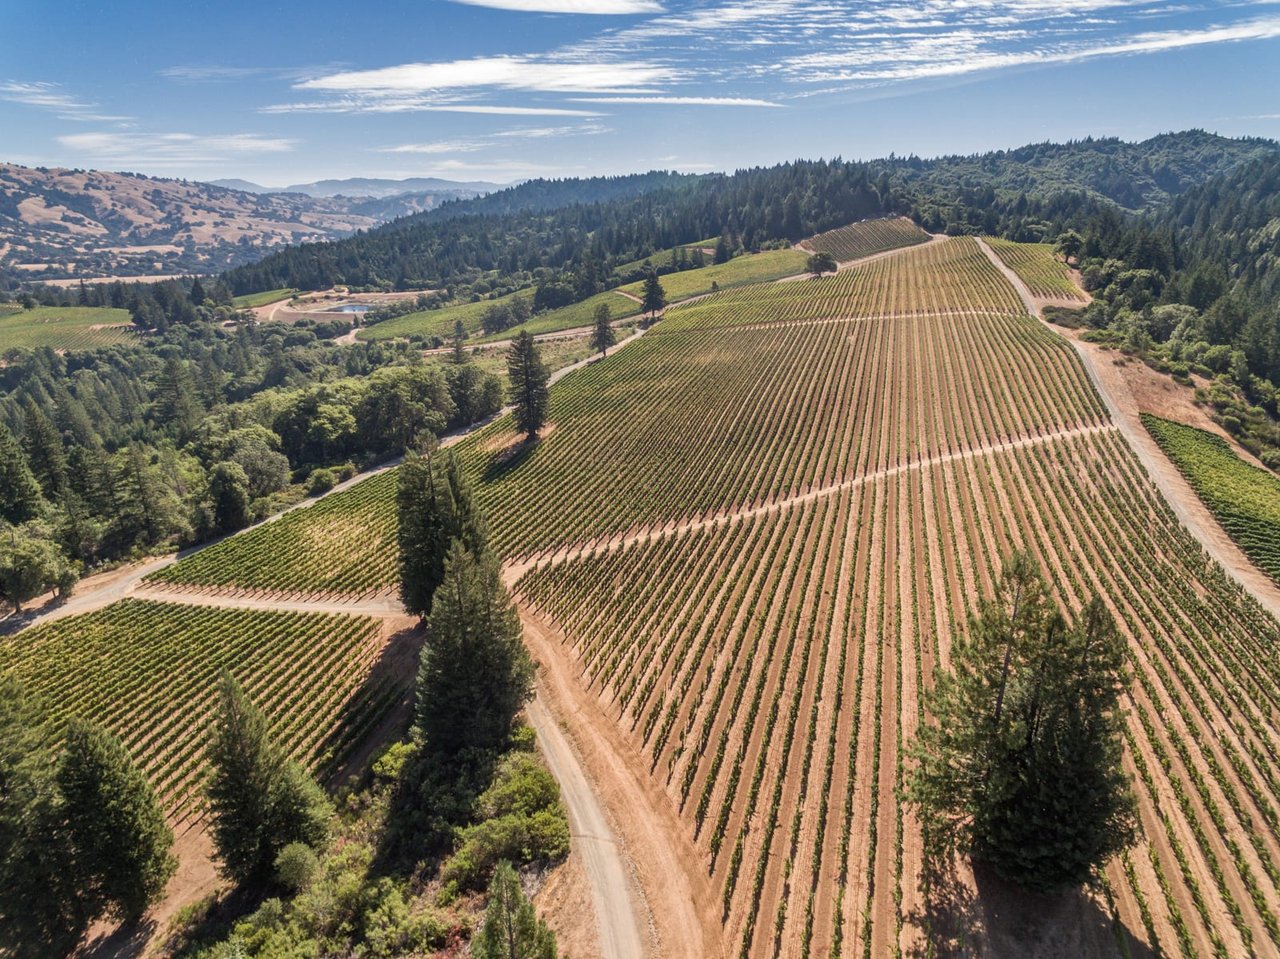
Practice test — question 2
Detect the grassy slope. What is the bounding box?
[0,305,135,351]
[232,287,297,308]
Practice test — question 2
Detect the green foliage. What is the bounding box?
[472,861,558,959]
[0,305,135,352]
[1144,414,1280,585]
[208,461,252,534]
[507,331,549,440]
[57,719,177,921]
[441,753,570,891]
[396,449,489,618]
[0,519,78,612]
[415,543,535,762]
[590,302,616,356]
[0,421,43,524]
[906,553,1137,892]
[806,251,837,278]
[274,842,320,893]
[0,676,87,959]
[616,249,808,303]
[641,271,667,317]
[206,673,333,884]
[231,289,297,309]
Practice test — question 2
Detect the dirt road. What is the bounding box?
[976,237,1280,622]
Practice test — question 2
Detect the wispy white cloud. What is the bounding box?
[0,81,130,122]
[262,98,604,116]
[58,131,295,167]
[449,0,663,13]
[493,121,612,137]
[571,95,781,106]
[298,56,673,95]
[160,64,337,83]
[377,140,488,154]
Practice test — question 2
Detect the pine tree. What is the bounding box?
[452,319,468,364]
[0,677,87,958]
[506,331,549,441]
[414,542,534,762]
[590,302,616,357]
[189,277,207,306]
[22,399,69,501]
[906,553,1137,892]
[206,673,332,884]
[641,270,666,319]
[57,720,176,921]
[713,233,731,265]
[0,422,44,525]
[397,449,488,618]
[472,861,558,959]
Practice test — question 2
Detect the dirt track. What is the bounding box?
[976,237,1280,622]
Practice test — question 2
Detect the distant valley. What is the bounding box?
[0,163,496,281]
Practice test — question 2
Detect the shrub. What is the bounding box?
[275,842,319,893]
[308,468,337,495]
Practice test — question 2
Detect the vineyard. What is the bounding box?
[147,468,399,595]
[44,227,1280,957]
[232,287,297,309]
[0,600,398,823]
[800,216,929,262]
[616,249,809,303]
[0,305,136,351]
[1144,413,1280,585]
[658,236,1024,334]
[985,237,1089,303]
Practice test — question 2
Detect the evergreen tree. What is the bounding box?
[22,398,69,501]
[0,677,86,958]
[453,318,468,364]
[0,520,78,613]
[414,542,534,762]
[590,302,616,357]
[206,673,332,884]
[506,331,549,441]
[713,233,731,265]
[906,553,1137,892]
[472,861,558,959]
[397,449,489,618]
[641,270,666,319]
[57,720,176,921]
[0,422,44,525]
[189,277,207,305]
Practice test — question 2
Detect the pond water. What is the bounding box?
[325,304,372,313]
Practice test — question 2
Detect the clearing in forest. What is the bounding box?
[0,304,135,351]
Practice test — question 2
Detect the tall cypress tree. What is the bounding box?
[506,331,549,441]
[22,399,68,501]
[0,422,44,525]
[641,270,666,319]
[590,302,616,357]
[57,720,176,921]
[206,673,331,884]
[414,542,534,762]
[397,449,488,618]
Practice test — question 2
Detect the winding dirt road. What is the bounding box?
[976,237,1280,621]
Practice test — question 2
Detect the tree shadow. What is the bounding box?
[317,622,424,790]
[905,857,1153,959]
[77,918,157,959]
[482,434,542,483]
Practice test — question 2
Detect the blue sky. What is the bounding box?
[3,0,1280,185]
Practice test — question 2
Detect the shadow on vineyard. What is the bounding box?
[319,623,425,789]
[906,860,1151,959]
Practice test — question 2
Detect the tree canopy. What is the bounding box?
[906,552,1137,892]
[507,331,549,441]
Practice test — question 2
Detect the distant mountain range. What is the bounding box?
[209,176,503,199]
[0,164,497,281]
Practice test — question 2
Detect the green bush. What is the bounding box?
[308,468,337,496]
[275,843,319,893]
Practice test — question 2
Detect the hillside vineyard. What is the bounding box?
[140,235,1280,956]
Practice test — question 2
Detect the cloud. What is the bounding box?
[0,81,130,122]
[262,98,604,116]
[493,121,611,137]
[378,140,488,154]
[449,0,663,12]
[299,56,674,96]
[57,132,295,167]
[571,95,781,106]
[159,64,341,84]
[778,13,1280,84]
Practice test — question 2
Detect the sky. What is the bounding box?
[3,0,1280,186]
